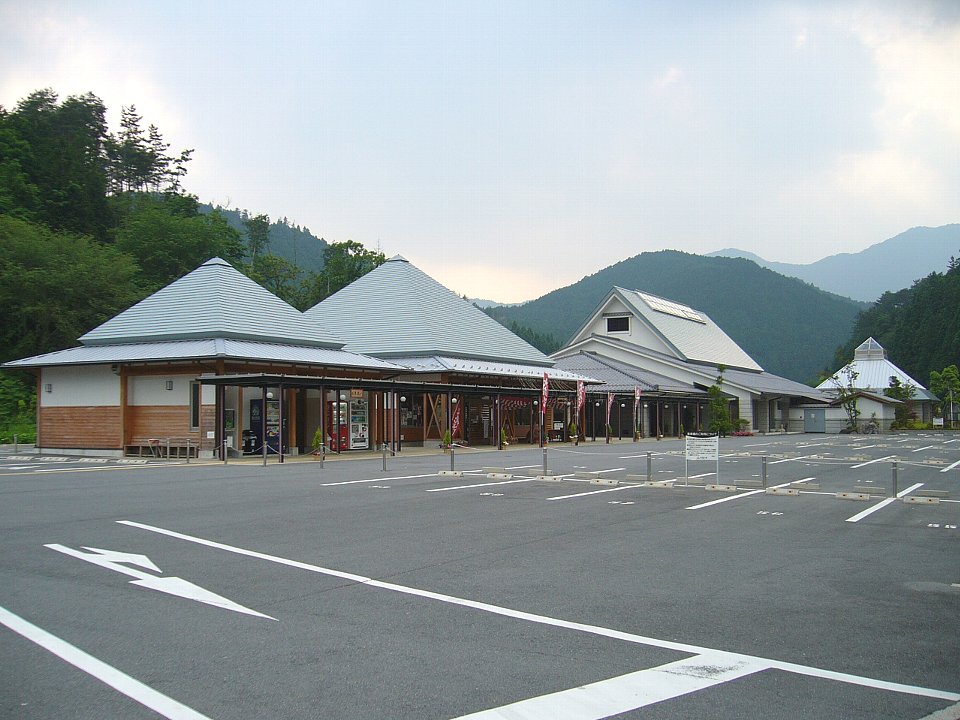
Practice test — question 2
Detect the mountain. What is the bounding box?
[199,204,328,273]
[708,225,960,301]
[486,250,866,383]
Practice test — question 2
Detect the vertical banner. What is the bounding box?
[634,386,641,439]
[606,392,614,427]
[541,373,549,447]
[451,400,462,439]
[576,380,585,441]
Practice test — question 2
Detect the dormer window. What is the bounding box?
[607,316,629,333]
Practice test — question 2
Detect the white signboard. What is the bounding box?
[685,434,719,461]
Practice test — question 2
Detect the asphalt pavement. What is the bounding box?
[1,432,958,719]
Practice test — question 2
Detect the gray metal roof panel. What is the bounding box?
[388,355,594,383]
[616,288,763,371]
[305,257,552,365]
[552,352,702,395]
[3,339,403,371]
[80,258,344,348]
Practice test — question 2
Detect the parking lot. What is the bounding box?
[1,433,958,719]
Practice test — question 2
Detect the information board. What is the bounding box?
[685,433,719,461]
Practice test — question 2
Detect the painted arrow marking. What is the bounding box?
[45,544,275,620]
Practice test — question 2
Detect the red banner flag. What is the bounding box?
[451,400,462,438]
[542,373,550,407]
[577,380,585,414]
[606,392,614,427]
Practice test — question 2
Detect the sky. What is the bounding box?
[2,1,958,303]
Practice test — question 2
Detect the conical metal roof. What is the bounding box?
[80,257,344,348]
[304,256,553,365]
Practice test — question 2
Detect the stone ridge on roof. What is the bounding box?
[304,256,554,366]
[80,257,345,349]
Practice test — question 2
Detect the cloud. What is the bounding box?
[653,66,684,90]
[827,5,960,210]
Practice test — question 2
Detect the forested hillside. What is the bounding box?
[0,89,384,440]
[833,257,960,386]
[486,251,866,383]
[199,204,328,274]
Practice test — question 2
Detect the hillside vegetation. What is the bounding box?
[834,257,960,385]
[486,250,866,383]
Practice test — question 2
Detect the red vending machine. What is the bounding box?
[326,400,349,451]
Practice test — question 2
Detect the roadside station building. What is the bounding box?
[551,287,828,437]
[812,337,938,432]
[5,257,593,457]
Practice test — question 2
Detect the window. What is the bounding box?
[607,316,629,333]
[190,382,201,430]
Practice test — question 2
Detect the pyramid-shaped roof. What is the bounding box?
[304,256,553,365]
[80,258,344,348]
[816,337,935,400]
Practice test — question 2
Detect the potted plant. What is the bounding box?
[442,429,452,450]
[569,421,578,446]
[500,427,509,447]
[311,427,325,458]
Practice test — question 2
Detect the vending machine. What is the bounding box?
[250,399,282,453]
[349,398,369,450]
[326,400,349,451]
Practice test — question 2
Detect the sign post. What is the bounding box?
[685,432,719,486]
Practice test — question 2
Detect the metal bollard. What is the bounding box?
[892,460,898,497]
[450,445,455,471]
[542,447,548,476]
[761,455,767,489]
[13,434,18,453]
[382,443,388,471]
[186,439,191,463]
[646,452,652,483]
[223,439,228,465]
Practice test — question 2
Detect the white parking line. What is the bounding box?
[453,652,768,719]
[0,605,211,720]
[845,484,924,523]
[322,473,447,486]
[547,485,637,501]
[851,455,897,469]
[685,480,811,510]
[769,455,815,465]
[426,478,533,492]
[912,445,936,453]
[942,459,960,473]
[118,520,960,704]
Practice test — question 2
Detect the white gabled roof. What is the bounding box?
[304,256,553,366]
[80,257,344,349]
[610,288,762,371]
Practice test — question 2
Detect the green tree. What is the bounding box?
[930,365,960,426]
[0,215,142,364]
[7,89,113,241]
[308,240,386,304]
[242,212,271,261]
[114,199,245,290]
[245,254,305,308]
[708,366,733,436]
[884,375,918,427]
[826,365,862,431]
